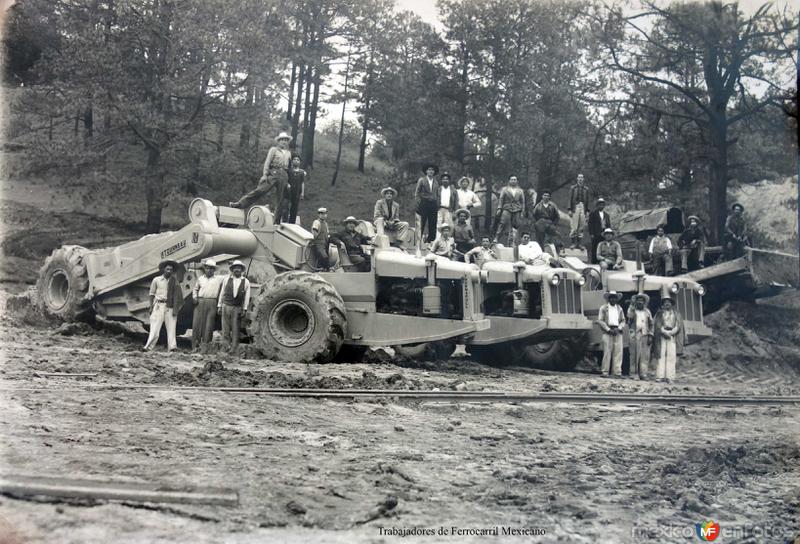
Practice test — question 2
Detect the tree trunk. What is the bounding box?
[287,63,297,121]
[239,75,254,148]
[332,51,351,186]
[217,68,232,152]
[708,114,728,245]
[358,57,374,173]
[144,146,164,233]
[291,64,305,141]
[484,135,496,231]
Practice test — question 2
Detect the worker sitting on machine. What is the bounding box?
[464,236,497,267]
[596,228,624,271]
[430,223,460,261]
[330,216,373,272]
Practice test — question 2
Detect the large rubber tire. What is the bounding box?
[36,245,94,322]
[252,271,346,363]
[395,341,456,361]
[520,334,589,372]
[333,344,369,363]
[465,342,524,366]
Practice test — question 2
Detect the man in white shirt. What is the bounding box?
[648,224,674,276]
[217,260,251,354]
[597,290,626,377]
[456,177,481,213]
[437,173,458,228]
[192,259,223,352]
[465,236,497,267]
[143,260,184,352]
[517,232,552,265]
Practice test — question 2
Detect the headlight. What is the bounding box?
[696,284,706,296]
[550,274,561,286]
[577,276,586,286]
[670,283,679,294]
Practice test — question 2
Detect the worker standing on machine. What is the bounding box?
[143,260,184,353]
[286,153,306,224]
[230,131,292,219]
[311,207,332,270]
[217,260,251,355]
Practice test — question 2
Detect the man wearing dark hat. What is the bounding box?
[596,228,624,271]
[678,215,707,272]
[143,260,184,352]
[373,187,410,246]
[453,208,476,258]
[191,259,223,352]
[414,164,440,244]
[648,224,674,276]
[494,175,526,246]
[723,203,748,259]
[437,172,458,228]
[568,173,591,250]
[217,260,251,354]
[626,293,654,379]
[330,216,372,272]
[587,197,612,264]
[286,153,307,224]
[531,190,560,248]
[597,290,626,377]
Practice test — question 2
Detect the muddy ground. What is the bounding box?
[1,196,800,543]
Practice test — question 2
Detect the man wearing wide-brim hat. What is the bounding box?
[678,215,707,272]
[430,223,457,260]
[626,292,653,379]
[414,163,441,245]
[452,208,476,258]
[651,293,686,382]
[143,260,184,352]
[723,202,749,260]
[597,290,626,377]
[330,216,372,272]
[217,260,251,355]
[597,228,624,272]
[230,131,292,220]
[373,186,410,247]
[191,259,223,352]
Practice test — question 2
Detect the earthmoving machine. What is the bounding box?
[37,199,595,365]
[37,199,492,362]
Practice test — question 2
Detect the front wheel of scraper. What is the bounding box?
[253,271,346,363]
[36,245,95,322]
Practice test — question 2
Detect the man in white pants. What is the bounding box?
[597,290,626,377]
[143,260,184,352]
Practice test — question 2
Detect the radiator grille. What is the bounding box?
[675,287,703,322]
[549,279,582,314]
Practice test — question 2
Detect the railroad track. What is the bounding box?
[3,384,800,406]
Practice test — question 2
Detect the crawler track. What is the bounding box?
[3,384,800,406]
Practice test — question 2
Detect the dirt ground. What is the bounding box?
[1,195,799,543]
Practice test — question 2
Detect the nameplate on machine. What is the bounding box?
[161,240,187,259]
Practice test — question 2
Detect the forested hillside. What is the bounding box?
[2,0,797,242]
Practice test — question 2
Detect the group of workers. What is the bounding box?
[597,290,685,382]
[142,258,251,355]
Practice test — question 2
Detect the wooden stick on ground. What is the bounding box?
[0,475,239,507]
[32,371,98,378]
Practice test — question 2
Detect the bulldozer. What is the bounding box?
[36,199,492,362]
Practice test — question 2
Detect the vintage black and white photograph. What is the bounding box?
[0,0,798,541]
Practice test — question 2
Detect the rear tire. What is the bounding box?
[520,334,588,371]
[466,342,524,366]
[252,271,346,363]
[36,245,94,322]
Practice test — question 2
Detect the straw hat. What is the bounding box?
[229,260,246,271]
[438,223,452,232]
[632,293,650,305]
[380,187,397,198]
[455,208,471,219]
[602,227,614,235]
[202,259,217,269]
[275,131,291,142]
[343,216,358,225]
[603,290,622,301]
